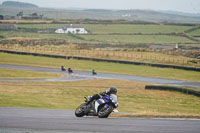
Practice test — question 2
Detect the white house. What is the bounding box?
[55,25,88,34]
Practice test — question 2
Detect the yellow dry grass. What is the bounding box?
[0,44,197,67]
[0,79,200,118]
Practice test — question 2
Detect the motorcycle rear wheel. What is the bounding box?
[75,103,86,117]
[98,104,113,118]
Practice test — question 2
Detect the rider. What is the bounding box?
[61,65,66,71]
[92,69,97,75]
[86,87,117,105]
[68,67,73,73]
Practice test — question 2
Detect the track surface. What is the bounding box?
[0,64,200,89]
[0,107,200,133]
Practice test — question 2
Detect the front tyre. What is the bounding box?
[75,103,86,117]
[98,104,114,118]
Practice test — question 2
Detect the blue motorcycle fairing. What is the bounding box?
[104,104,109,109]
[99,96,110,103]
[97,95,116,109]
[95,95,118,112]
[97,98,105,104]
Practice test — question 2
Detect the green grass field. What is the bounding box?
[188,28,200,36]
[84,24,194,34]
[0,52,200,81]
[18,24,194,34]
[0,31,87,43]
[80,34,196,44]
[0,31,196,45]
[0,23,198,45]
[18,23,62,29]
[0,68,63,79]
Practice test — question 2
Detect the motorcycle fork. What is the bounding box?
[104,104,109,109]
[84,101,95,114]
[84,105,91,114]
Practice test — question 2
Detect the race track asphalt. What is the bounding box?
[0,107,200,133]
[0,64,200,89]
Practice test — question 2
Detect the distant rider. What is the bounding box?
[92,69,97,75]
[68,67,73,73]
[61,65,66,71]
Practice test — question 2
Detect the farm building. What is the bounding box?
[55,25,88,34]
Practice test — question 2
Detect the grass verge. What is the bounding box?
[0,80,199,118]
[0,68,64,79]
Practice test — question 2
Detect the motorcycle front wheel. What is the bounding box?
[98,104,113,118]
[75,103,86,117]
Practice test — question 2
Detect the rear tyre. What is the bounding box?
[75,103,86,117]
[98,104,113,118]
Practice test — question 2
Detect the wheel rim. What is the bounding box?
[75,108,83,114]
[75,104,85,114]
[99,105,111,116]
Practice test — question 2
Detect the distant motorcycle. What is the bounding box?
[68,68,73,73]
[61,66,66,71]
[75,94,118,118]
[92,69,97,75]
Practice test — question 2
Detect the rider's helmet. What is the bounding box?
[109,87,117,94]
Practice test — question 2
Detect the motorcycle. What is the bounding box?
[92,70,97,75]
[61,66,66,71]
[75,94,118,118]
[68,68,73,73]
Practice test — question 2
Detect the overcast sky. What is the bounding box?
[1,0,200,14]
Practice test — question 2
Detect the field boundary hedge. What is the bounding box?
[145,85,200,97]
[0,49,200,72]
